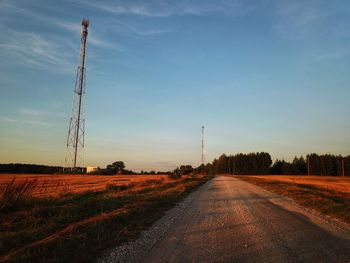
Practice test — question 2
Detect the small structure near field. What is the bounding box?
[86,166,97,173]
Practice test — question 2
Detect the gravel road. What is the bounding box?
[100,176,350,263]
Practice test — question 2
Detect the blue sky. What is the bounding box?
[0,0,349,171]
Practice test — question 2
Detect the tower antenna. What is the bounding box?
[201,125,205,164]
[65,18,89,173]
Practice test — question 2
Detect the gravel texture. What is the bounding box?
[98,180,211,263]
[99,176,350,263]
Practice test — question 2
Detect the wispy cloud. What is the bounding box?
[24,119,56,126]
[303,48,350,68]
[54,20,81,34]
[19,108,47,117]
[112,19,174,36]
[18,108,65,118]
[0,116,19,123]
[0,2,114,49]
[84,1,172,17]
[88,33,115,48]
[0,115,56,126]
[83,0,250,18]
[0,26,74,73]
[53,20,115,49]
[0,105,67,126]
[0,17,114,74]
[273,0,349,39]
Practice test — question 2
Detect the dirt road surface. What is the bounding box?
[101,176,350,263]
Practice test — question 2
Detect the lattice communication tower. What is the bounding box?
[201,125,205,164]
[65,18,89,173]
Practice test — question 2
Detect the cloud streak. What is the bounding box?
[0,115,56,126]
[0,2,114,49]
[83,0,249,18]
[53,20,115,49]
[0,116,19,123]
[18,108,65,118]
[111,19,174,37]
[0,26,74,73]
[0,106,66,127]
[273,0,350,39]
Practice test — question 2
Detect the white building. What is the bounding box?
[86,166,98,173]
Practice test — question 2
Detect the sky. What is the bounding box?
[0,0,350,172]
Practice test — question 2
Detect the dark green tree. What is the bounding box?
[179,165,194,175]
[106,161,125,174]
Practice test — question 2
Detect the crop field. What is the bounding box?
[237,175,350,224]
[0,174,174,197]
[249,175,350,193]
[0,173,212,262]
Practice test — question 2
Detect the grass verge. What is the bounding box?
[0,175,213,263]
[237,175,350,225]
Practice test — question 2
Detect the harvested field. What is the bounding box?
[236,175,350,224]
[246,175,350,194]
[0,173,213,263]
[0,174,171,197]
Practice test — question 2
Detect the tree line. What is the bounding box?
[306,154,350,176]
[0,161,171,175]
[194,152,272,175]
[1,153,349,176]
[193,153,350,176]
[0,163,62,174]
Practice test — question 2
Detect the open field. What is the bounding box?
[0,174,175,197]
[0,174,212,263]
[244,175,350,194]
[236,175,350,224]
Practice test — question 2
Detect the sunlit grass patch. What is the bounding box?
[236,175,350,224]
[0,174,213,262]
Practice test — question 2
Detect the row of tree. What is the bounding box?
[270,156,307,175]
[0,163,62,174]
[2,153,349,176]
[0,161,169,175]
[0,162,133,175]
[195,152,272,175]
[90,161,136,175]
[193,153,350,176]
[306,154,350,176]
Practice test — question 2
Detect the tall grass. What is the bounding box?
[0,178,37,212]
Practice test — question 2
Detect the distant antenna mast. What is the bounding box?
[201,126,205,164]
[65,18,89,173]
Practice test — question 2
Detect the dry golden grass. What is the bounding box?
[0,173,212,263]
[247,175,350,195]
[236,175,350,224]
[0,174,176,197]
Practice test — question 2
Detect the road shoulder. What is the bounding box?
[98,179,213,263]
[233,175,350,240]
